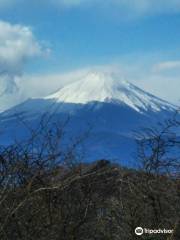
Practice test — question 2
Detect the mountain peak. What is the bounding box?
[45,71,175,113]
[82,70,128,86]
[45,70,129,103]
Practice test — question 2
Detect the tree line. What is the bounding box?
[0,113,179,239]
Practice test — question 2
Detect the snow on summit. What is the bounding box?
[45,71,174,113]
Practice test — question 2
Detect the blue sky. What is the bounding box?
[2,0,180,73]
[0,0,180,104]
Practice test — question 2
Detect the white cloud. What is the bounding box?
[21,68,90,98]
[0,20,47,111]
[0,21,44,75]
[51,0,180,17]
[1,0,180,17]
[0,0,20,8]
[153,61,180,73]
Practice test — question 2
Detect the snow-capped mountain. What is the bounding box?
[45,71,174,113]
[0,71,177,165]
